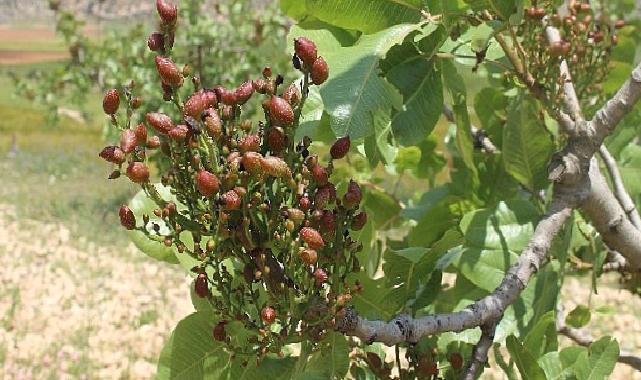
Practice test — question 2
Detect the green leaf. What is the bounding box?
[506,335,547,380]
[489,0,518,20]
[362,185,402,228]
[460,200,540,252]
[387,58,443,145]
[502,94,555,192]
[229,356,296,380]
[524,311,557,358]
[302,0,422,34]
[442,59,478,179]
[395,146,422,173]
[538,352,564,380]
[279,0,306,19]
[297,24,418,140]
[128,184,183,264]
[566,305,591,329]
[305,332,350,379]
[574,337,620,380]
[156,313,228,380]
[451,248,518,291]
[347,273,398,320]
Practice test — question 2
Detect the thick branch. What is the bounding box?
[580,159,641,269]
[589,61,641,146]
[598,145,641,229]
[336,196,573,345]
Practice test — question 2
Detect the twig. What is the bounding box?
[557,315,641,371]
[463,321,498,380]
[442,105,498,153]
[598,145,641,229]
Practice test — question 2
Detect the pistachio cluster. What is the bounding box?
[99,0,367,358]
[519,0,624,111]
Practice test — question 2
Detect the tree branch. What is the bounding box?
[462,321,498,380]
[336,196,574,345]
[558,317,641,371]
[589,61,641,146]
[598,145,641,229]
[580,159,641,269]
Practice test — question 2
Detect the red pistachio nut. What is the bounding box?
[235,80,255,105]
[168,124,189,141]
[301,249,318,265]
[261,156,290,178]
[194,273,210,298]
[99,146,126,164]
[102,89,120,115]
[134,124,148,144]
[126,162,150,183]
[119,205,136,230]
[222,190,242,210]
[196,170,220,197]
[213,321,227,342]
[156,0,177,25]
[310,165,329,185]
[147,136,161,149]
[330,135,351,159]
[267,127,286,153]
[147,32,164,52]
[294,37,317,68]
[343,180,362,209]
[261,307,277,325]
[238,134,261,153]
[155,56,183,87]
[145,112,175,135]
[283,83,302,106]
[300,227,324,249]
[120,129,137,153]
[314,267,328,284]
[351,211,367,231]
[269,96,294,126]
[183,92,208,118]
[310,56,329,85]
[242,152,263,175]
[204,110,222,139]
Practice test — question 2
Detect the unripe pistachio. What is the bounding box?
[269,96,294,126]
[119,205,136,230]
[615,19,625,29]
[147,136,161,149]
[330,136,351,159]
[145,112,174,134]
[287,208,305,225]
[120,129,137,153]
[196,170,220,197]
[102,89,120,115]
[126,162,150,183]
[310,56,329,85]
[294,37,318,68]
[155,56,183,87]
